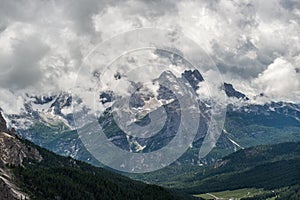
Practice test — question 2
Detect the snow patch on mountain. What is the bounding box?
[223,129,244,151]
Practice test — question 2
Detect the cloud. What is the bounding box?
[253,58,300,101]
[0,23,49,89]
[0,0,299,115]
[0,88,24,114]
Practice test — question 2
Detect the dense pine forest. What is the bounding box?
[10,140,193,200]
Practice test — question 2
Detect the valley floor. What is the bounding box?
[194,188,273,199]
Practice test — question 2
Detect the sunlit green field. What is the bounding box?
[194,188,268,199]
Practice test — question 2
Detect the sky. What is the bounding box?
[0,0,300,114]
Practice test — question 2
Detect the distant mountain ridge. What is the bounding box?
[130,141,300,199]
[2,70,300,167]
[0,112,193,200]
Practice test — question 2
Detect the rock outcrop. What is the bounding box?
[0,112,8,133]
[224,82,249,100]
[0,178,16,200]
[0,131,42,166]
[0,112,43,199]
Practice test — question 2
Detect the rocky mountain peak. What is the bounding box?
[224,82,249,100]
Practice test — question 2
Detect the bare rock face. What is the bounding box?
[0,132,43,166]
[0,112,42,166]
[0,179,16,200]
[0,112,43,199]
[0,112,8,133]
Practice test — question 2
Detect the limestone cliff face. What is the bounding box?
[0,112,43,199]
[0,178,16,200]
[0,131,42,166]
[0,112,8,133]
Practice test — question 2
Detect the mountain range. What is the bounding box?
[0,112,193,200]
[1,111,299,199]
[1,68,300,200]
[3,71,299,167]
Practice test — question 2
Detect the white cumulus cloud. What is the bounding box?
[253,58,300,101]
